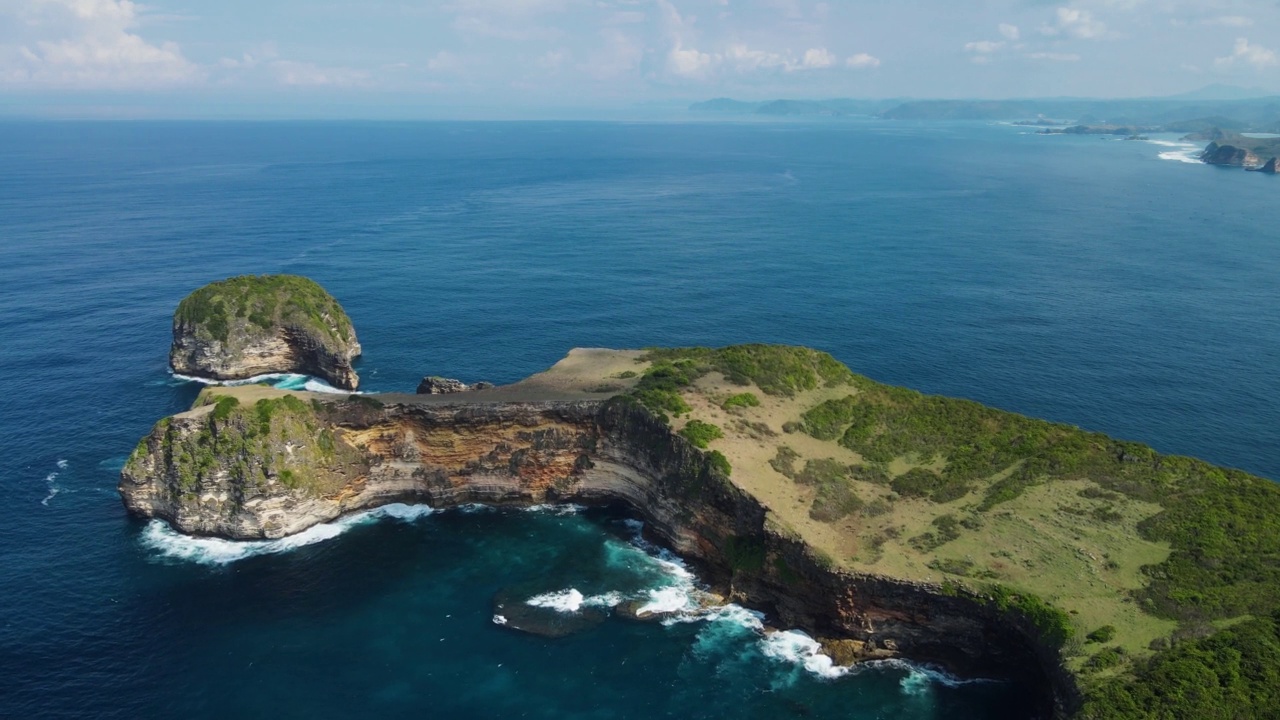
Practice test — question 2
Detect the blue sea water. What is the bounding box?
[0,120,1277,719]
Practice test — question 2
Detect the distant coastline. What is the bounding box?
[691,92,1280,176]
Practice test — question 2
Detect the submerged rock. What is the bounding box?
[169,275,362,390]
[492,588,608,638]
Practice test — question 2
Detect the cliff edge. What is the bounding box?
[169,275,362,390]
[124,343,1280,719]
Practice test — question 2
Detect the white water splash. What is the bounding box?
[525,589,626,613]
[1147,139,1203,165]
[520,503,586,515]
[140,503,435,565]
[759,630,850,680]
[170,371,361,394]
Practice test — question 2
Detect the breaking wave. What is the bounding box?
[1147,139,1203,165]
[41,459,68,506]
[170,371,358,394]
[140,503,436,565]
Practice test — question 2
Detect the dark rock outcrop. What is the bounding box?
[1201,141,1261,168]
[416,377,494,394]
[168,275,362,390]
[120,393,1077,718]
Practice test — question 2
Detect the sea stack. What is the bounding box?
[168,274,362,390]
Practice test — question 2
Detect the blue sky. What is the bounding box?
[1,0,1278,117]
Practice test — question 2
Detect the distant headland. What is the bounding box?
[691,89,1280,178]
[122,277,1280,719]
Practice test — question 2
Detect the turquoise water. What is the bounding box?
[1,120,1277,719]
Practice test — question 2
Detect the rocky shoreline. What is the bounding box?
[120,389,1077,718]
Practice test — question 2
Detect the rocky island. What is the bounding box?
[169,274,362,390]
[123,279,1280,720]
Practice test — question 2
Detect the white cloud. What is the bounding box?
[1201,16,1253,28]
[1026,51,1082,61]
[845,52,880,69]
[965,40,1004,54]
[999,23,1020,41]
[0,0,198,87]
[270,60,367,87]
[1041,8,1107,40]
[536,48,569,70]
[426,51,458,72]
[668,45,713,77]
[1214,37,1278,69]
[800,47,835,69]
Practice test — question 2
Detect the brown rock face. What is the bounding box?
[170,324,362,390]
[167,275,362,390]
[120,393,1077,717]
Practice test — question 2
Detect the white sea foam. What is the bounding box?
[140,503,435,565]
[583,591,625,608]
[635,586,696,616]
[56,459,68,469]
[759,630,850,680]
[1159,150,1204,164]
[41,473,60,506]
[853,658,994,693]
[170,371,361,394]
[527,588,587,612]
[520,503,585,515]
[492,614,508,626]
[1146,139,1204,165]
[525,589,626,613]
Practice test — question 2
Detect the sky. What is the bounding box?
[1,0,1278,118]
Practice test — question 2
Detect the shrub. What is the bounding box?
[1088,625,1119,643]
[679,420,724,449]
[891,468,944,498]
[770,446,800,478]
[707,450,731,477]
[810,478,864,522]
[722,392,761,411]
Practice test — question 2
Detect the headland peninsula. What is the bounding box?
[121,275,1280,720]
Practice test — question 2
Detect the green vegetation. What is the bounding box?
[793,458,864,523]
[986,584,1075,648]
[611,344,1280,714]
[1082,611,1280,719]
[722,392,761,411]
[770,445,800,478]
[130,389,355,501]
[1088,626,1118,644]
[642,345,853,396]
[174,274,354,347]
[628,360,698,419]
[679,420,724,449]
[707,450,732,477]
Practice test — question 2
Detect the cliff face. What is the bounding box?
[168,275,362,390]
[1201,141,1262,168]
[120,391,1076,718]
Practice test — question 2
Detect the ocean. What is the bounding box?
[1,119,1276,719]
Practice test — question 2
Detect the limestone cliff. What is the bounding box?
[169,275,362,390]
[120,385,1076,718]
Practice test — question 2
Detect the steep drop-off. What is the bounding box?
[169,275,362,390]
[121,384,1073,718]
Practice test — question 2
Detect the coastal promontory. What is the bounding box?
[123,339,1280,719]
[169,275,362,390]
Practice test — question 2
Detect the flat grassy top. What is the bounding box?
[174,274,355,348]
[624,345,1280,715]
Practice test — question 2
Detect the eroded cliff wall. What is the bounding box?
[120,392,1076,718]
